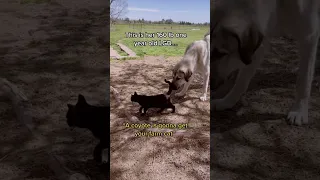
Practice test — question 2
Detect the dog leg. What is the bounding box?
[212,43,266,110]
[175,75,194,97]
[143,107,149,115]
[93,142,103,163]
[200,71,210,101]
[287,29,319,125]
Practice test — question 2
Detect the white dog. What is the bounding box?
[171,33,210,101]
[211,0,320,125]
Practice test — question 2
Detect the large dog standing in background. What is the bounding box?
[211,0,320,125]
[171,33,210,101]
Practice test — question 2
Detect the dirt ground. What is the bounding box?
[1,1,320,180]
[0,0,109,179]
[110,56,210,180]
[212,37,320,180]
[110,37,320,180]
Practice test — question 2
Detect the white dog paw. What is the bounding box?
[287,110,309,126]
[212,98,235,111]
[287,101,309,125]
[200,94,207,101]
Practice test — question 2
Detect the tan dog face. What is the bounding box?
[211,21,263,89]
[171,65,193,90]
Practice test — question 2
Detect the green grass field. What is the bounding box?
[20,0,51,4]
[110,23,209,57]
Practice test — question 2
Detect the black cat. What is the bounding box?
[131,79,175,115]
[66,94,110,163]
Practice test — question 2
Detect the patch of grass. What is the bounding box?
[111,44,128,56]
[110,23,209,57]
[20,0,51,4]
[110,56,140,61]
[120,56,140,60]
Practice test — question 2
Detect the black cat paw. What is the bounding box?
[87,158,101,165]
[93,152,102,163]
[94,157,102,163]
[96,160,108,166]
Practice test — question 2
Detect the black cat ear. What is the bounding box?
[134,92,137,95]
[78,94,87,104]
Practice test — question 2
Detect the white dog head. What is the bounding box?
[171,62,193,90]
[211,16,264,89]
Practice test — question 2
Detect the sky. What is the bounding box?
[124,0,210,23]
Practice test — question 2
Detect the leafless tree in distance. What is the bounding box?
[110,0,128,24]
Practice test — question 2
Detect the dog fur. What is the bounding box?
[171,33,210,101]
[66,94,110,163]
[211,0,320,125]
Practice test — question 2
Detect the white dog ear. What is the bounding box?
[237,23,264,65]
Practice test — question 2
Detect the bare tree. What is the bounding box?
[110,0,128,24]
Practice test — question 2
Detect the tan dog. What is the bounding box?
[211,0,320,125]
[171,33,210,101]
